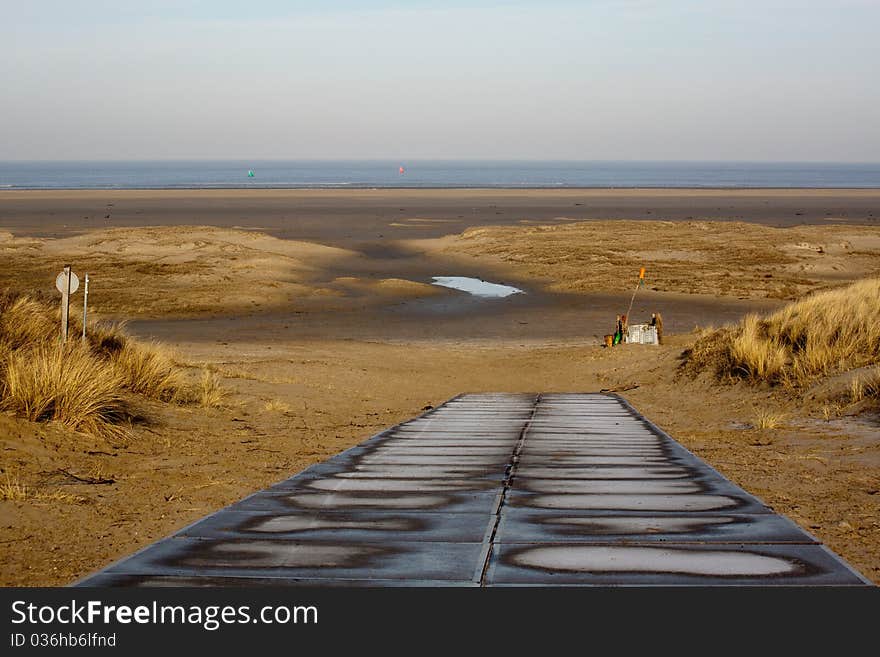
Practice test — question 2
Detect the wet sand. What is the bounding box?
[129,289,780,346]
[1,188,878,244]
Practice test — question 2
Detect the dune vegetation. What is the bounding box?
[681,278,880,405]
[0,291,203,440]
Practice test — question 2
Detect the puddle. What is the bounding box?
[431,276,523,298]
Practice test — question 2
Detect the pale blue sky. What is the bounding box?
[2,1,879,161]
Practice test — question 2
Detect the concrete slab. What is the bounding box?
[296,477,500,494]
[179,509,491,543]
[331,465,507,479]
[365,447,515,456]
[371,439,517,447]
[510,476,756,498]
[76,573,478,587]
[354,455,515,465]
[495,510,817,544]
[514,465,694,479]
[507,491,771,514]
[94,538,485,583]
[485,543,869,586]
[232,489,502,515]
[300,462,506,480]
[511,479,706,495]
[389,429,522,437]
[521,447,666,455]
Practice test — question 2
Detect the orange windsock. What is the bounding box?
[639,267,646,279]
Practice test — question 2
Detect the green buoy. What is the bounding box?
[247,169,255,178]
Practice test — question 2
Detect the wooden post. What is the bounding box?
[60,264,71,343]
[81,273,89,342]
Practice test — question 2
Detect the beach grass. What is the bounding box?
[264,398,291,413]
[196,370,227,408]
[681,278,880,391]
[0,474,86,504]
[752,409,787,430]
[0,291,192,438]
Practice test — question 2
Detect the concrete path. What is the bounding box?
[77,393,871,586]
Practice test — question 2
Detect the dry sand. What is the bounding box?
[1,189,878,585]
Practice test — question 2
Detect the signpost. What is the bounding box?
[55,265,79,343]
[82,273,90,342]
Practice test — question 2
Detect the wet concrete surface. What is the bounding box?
[76,393,872,587]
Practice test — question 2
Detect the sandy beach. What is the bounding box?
[1,188,879,585]
[1,188,879,242]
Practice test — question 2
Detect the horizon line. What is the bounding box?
[3,158,880,165]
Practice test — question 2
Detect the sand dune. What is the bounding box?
[0,226,442,316]
[433,220,880,299]
[4,220,878,320]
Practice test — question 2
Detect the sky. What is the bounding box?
[2,0,879,161]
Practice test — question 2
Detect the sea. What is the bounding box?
[1,160,879,190]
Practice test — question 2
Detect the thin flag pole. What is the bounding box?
[624,267,646,328]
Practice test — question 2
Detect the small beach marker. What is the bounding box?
[55,265,79,343]
[81,273,90,342]
[624,266,647,331]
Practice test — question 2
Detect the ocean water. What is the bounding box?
[1,160,879,190]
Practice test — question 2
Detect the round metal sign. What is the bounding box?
[55,271,80,294]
